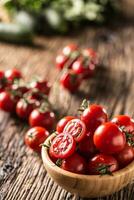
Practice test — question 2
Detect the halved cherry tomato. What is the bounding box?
[81,104,108,132]
[79,132,97,158]
[49,133,76,159]
[88,154,118,175]
[56,116,76,133]
[94,122,126,154]
[61,153,87,174]
[5,68,22,83]
[25,126,49,153]
[115,145,134,168]
[63,119,86,142]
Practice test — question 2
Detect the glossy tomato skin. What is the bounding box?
[60,71,81,93]
[81,104,108,132]
[25,126,49,153]
[83,48,98,65]
[72,57,96,79]
[79,132,97,158]
[29,109,56,131]
[112,115,134,133]
[56,116,76,133]
[62,44,78,56]
[56,54,68,70]
[16,98,38,119]
[94,122,126,154]
[63,119,86,142]
[30,80,51,96]
[88,154,119,175]
[49,133,76,159]
[115,145,134,168]
[61,153,87,174]
[0,91,17,113]
[5,68,22,82]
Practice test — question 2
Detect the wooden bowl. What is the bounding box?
[41,133,134,198]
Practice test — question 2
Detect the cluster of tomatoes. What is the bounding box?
[56,44,98,92]
[48,100,134,175]
[0,68,56,132]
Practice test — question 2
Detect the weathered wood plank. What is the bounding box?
[0,24,134,200]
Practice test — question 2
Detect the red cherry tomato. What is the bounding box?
[60,70,81,92]
[49,133,76,159]
[115,145,134,168]
[94,122,126,154]
[25,126,49,153]
[88,154,119,175]
[81,104,108,132]
[63,119,86,142]
[112,115,134,133]
[16,98,38,119]
[0,91,17,113]
[83,48,98,65]
[5,68,22,82]
[30,80,51,95]
[62,44,78,56]
[29,109,56,131]
[72,57,95,79]
[61,153,87,174]
[56,116,76,133]
[0,71,7,92]
[79,132,97,158]
[56,54,68,70]
[112,115,134,147]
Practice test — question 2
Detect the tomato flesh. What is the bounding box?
[49,133,76,159]
[63,119,86,142]
[56,116,76,133]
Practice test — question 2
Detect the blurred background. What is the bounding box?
[0,0,133,44]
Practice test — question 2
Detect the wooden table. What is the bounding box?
[0,23,134,200]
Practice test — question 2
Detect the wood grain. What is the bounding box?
[0,23,134,200]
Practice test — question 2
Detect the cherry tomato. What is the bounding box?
[60,70,81,92]
[81,104,108,132]
[83,48,98,65]
[63,119,86,142]
[72,57,95,79]
[5,68,22,83]
[112,115,134,147]
[56,54,68,70]
[25,126,50,153]
[49,133,76,159]
[61,153,87,174]
[62,44,78,56]
[0,71,7,92]
[94,122,126,154]
[88,154,118,175]
[112,115,134,133]
[115,145,134,168]
[30,80,51,95]
[16,98,38,119]
[56,116,76,133]
[29,108,56,131]
[0,91,17,113]
[79,132,97,158]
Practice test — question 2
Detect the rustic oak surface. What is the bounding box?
[0,23,134,200]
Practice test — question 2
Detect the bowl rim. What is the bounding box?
[42,133,134,180]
